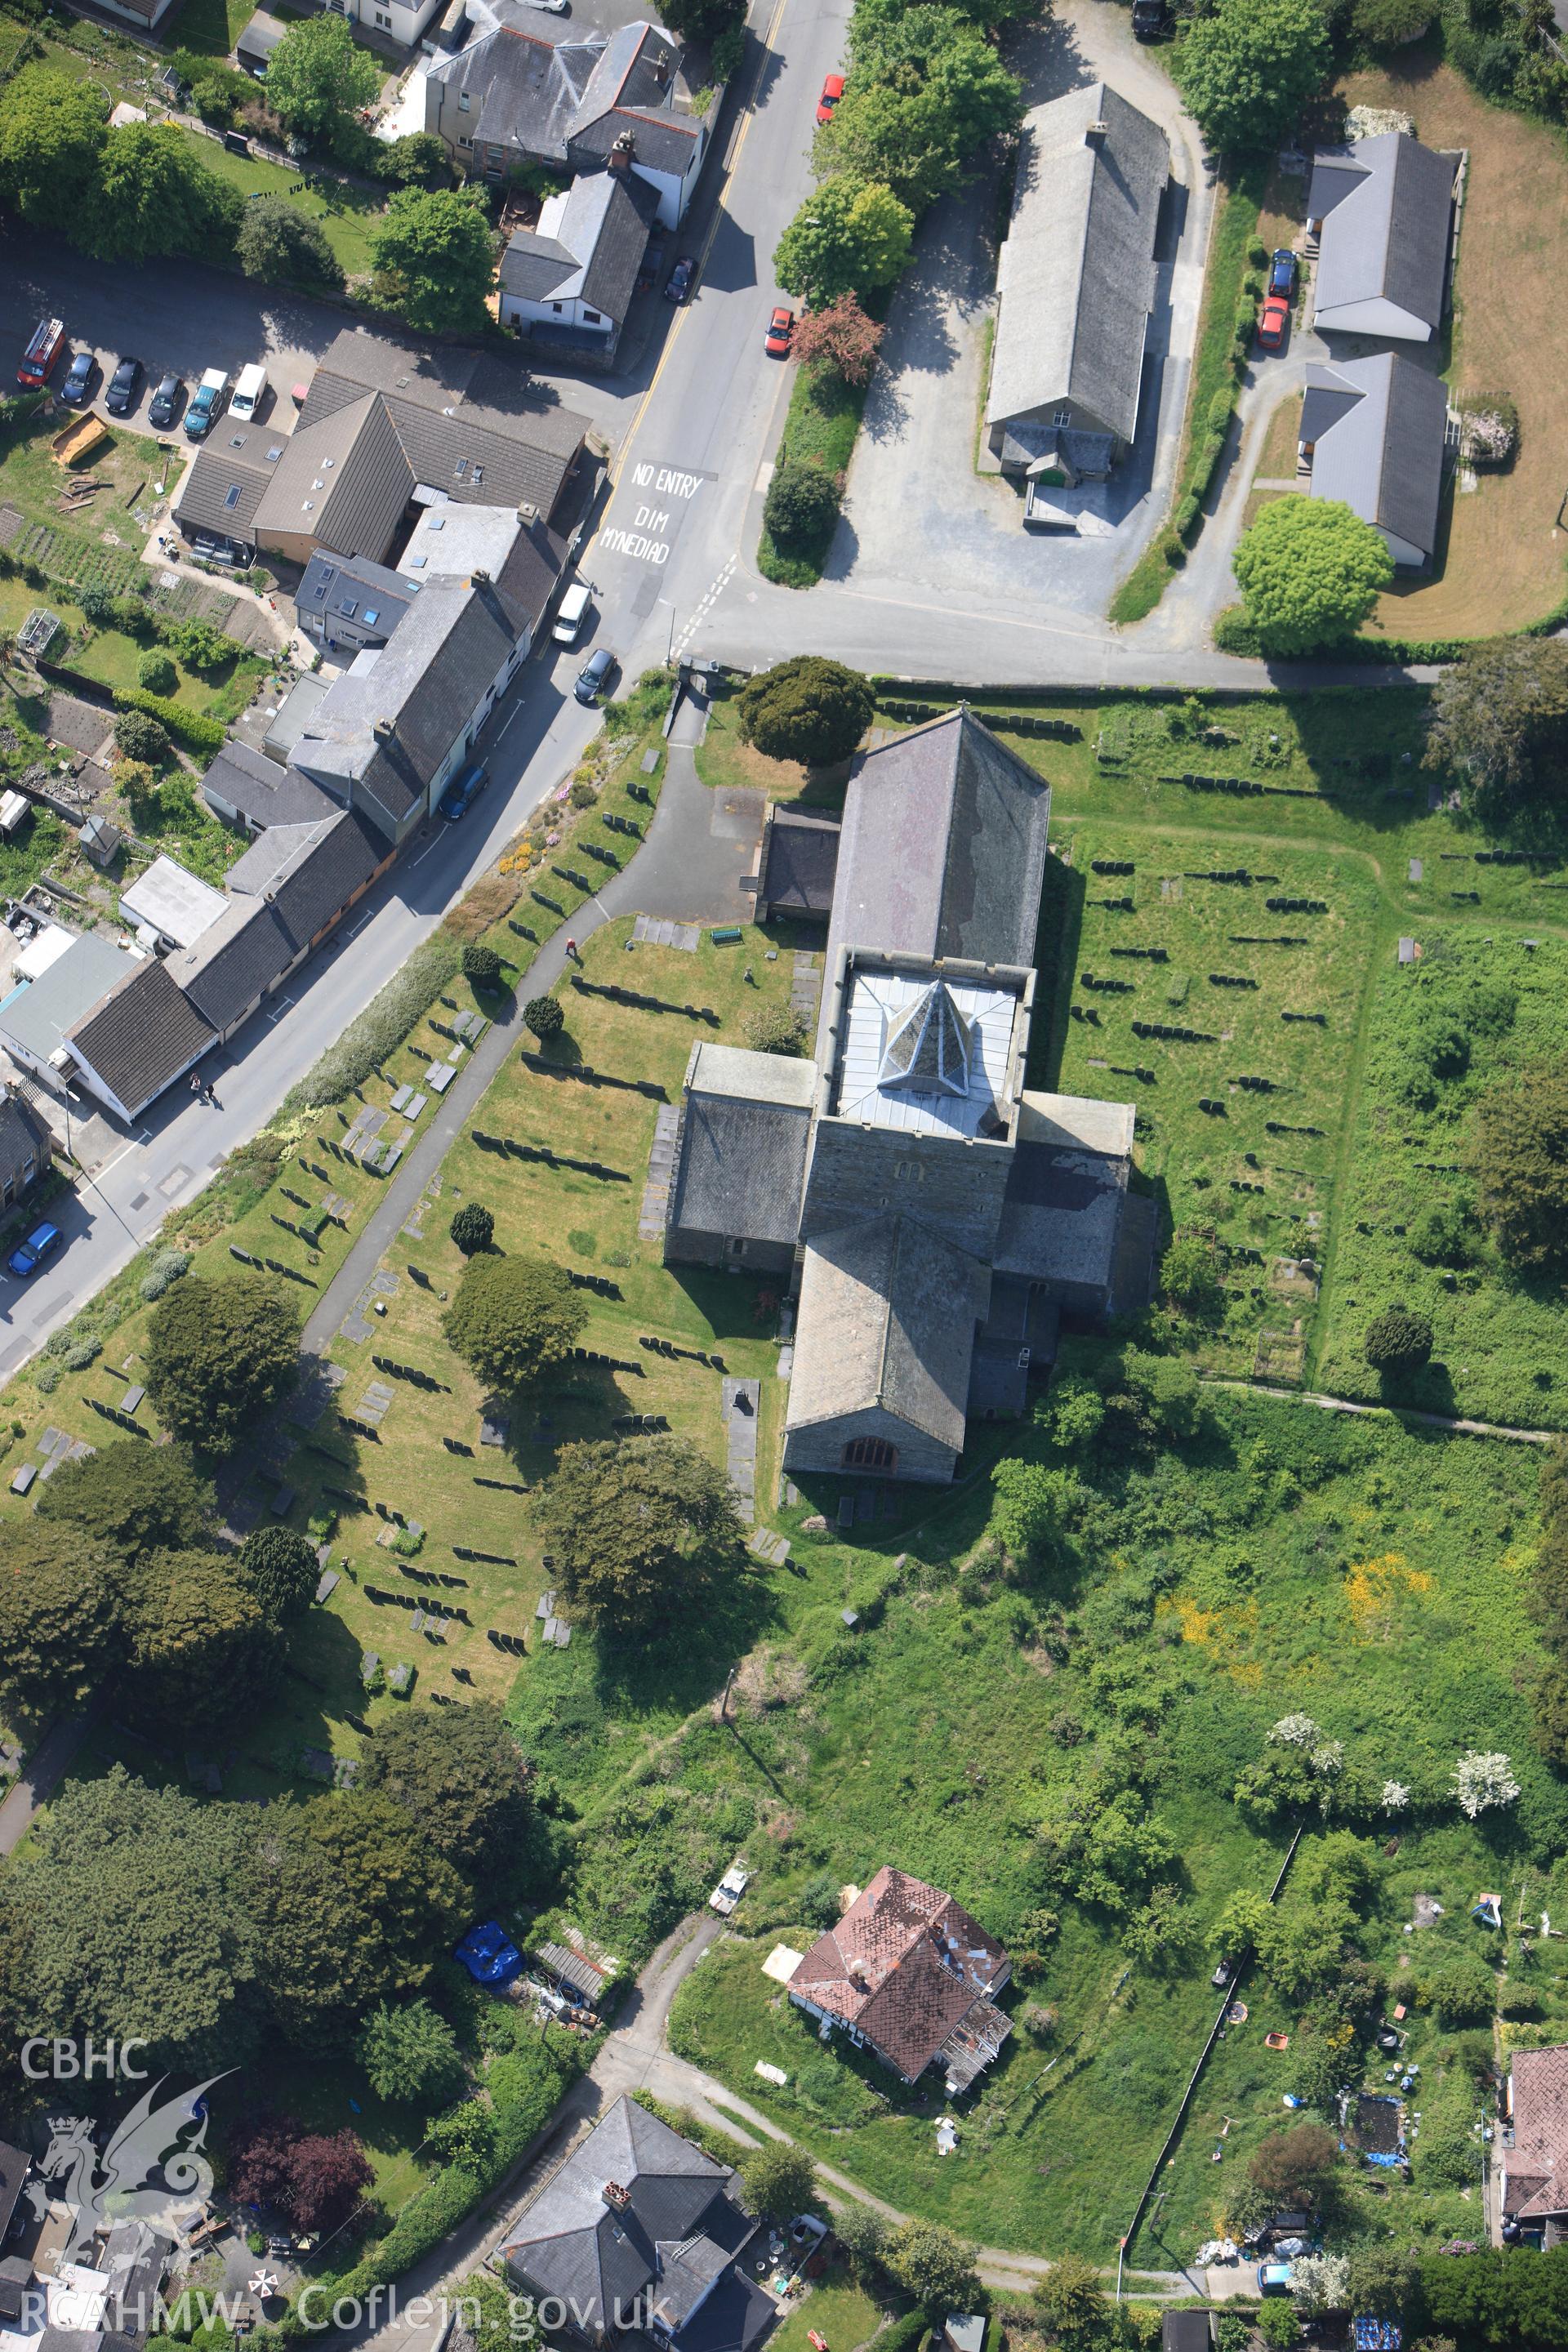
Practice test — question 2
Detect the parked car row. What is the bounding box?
[15,318,272,438]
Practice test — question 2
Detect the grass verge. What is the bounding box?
[758,363,870,590]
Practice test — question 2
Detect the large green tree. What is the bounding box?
[145,1276,301,1453]
[885,2221,981,2311]
[1232,496,1392,654]
[1468,1058,1568,1274]
[738,2140,817,2217]
[360,1699,532,1876]
[235,195,345,291]
[265,13,382,143]
[354,1998,466,2105]
[256,1793,470,2047]
[0,1766,261,2074]
[124,1549,270,1729]
[82,123,243,265]
[372,187,497,336]
[37,1439,215,1563]
[0,66,106,229]
[737,657,874,767]
[822,5,1023,210]
[0,1521,121,1717]
[774,175,913,302]
[1032,2253,1107,2345]
[1423,637,1568,825]
[539,1435,745,1637]
[238,1526,321,1626]
[1174,0,1331,156]
[441,1253,585,1394]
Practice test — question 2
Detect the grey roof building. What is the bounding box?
[236,8,287,71]
[499,166,659,350]
[65,956,215,1122]
[200,742,340,835]
[227,809,387,953]
[296,550,422,656]
[663,710,1154,1483]
[0,932,129,1081]
[0,1089,51,1208]
[398,500,568,636]
[500,2096,773,2352]
[164,898,296,1041]
[1299,350,1448,568]
[1307,131,1455,342]
[172,424,286,561]
[986,82,1169,480]
[751,805,840,924]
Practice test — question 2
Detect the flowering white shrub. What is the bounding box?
[1382,1779,1410,1811]
[1310,1738,1344,1777]
[1271,1713,1321,1748]
[1290,2252,1351,2315]
[1453,1750,1520,1820]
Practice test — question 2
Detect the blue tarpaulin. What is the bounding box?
[1353,2321,1401,2350]
[456,1920,523,1987]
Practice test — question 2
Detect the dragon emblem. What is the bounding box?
[42,2074,233,2268]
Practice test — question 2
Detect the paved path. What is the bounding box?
[303,693,760,1361]
[1204,1377,1558,1446]
[0,1699,99,1855]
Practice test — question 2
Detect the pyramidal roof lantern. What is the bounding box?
[877,981,972,1097]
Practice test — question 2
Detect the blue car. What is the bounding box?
[1269,248,1298,298]
[7,1222,61,1279]
[455,1921,523,1988]
[439,761,489,822]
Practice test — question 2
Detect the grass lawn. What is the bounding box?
[167,0,261,56]
[759,363,869,590]
[177,129,385,278]
[663,1383,1558,2264]
[691,676,837,808]
[768,2270,888,2352]
[1340,45,1568,635]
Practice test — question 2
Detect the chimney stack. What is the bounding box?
[602,2182,631,2212]
[1085,118,1108,142]
[516,501,539,527]
[373,718,395,743]
[609,129,635,175]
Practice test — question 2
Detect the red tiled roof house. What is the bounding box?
[1504,2044,1568,2240]
[788,1867,1012,2095]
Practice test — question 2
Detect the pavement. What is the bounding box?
[0,1699,98,1856]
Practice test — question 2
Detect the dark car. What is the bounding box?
[58,351,95,408]
[7,1221,61,1279]
[575,646,617,705]
[105,356,143,416]
[148,374,184,430]
[665,256,696,304]
[1131,0,1169,36]
[439,760,490,822]
[1268,247,1298,297]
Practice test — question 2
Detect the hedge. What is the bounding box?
[289,931,463,1109]
[113,688,227,755]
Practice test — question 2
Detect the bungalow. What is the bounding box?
[1308,131,1456,343]
[1299,351,1448,569]
[789,1866,1013,2094]
[985,82,1169,483]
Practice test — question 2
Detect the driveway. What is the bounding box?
[832,0,1215,621]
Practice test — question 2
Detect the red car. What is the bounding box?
[17,318,64,390]
[816,72,844,123]
[764,305,795,358]
[1257,293,1290,350]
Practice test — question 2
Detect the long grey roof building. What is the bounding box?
[1307,131,1455,342]
[986,81,1169,479]
[1300,350,1448,568]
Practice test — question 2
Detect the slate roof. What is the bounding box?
[0,1092,51,1192]
[790,1867,1010,2082]
[228,811,384,951]
[667,1044,814,1244]
[399,501,568,635]
[0,2256,33,2323]
[501,2096,755,2335]
[173,432,281,541]
[1507,2045,1568,2221]
[66,957,215,1116]
[1301,351,1447,562]
[165,897,296,1034]
[119,855,229,950]
[296,549,421,640]
[293,581,518,827]
[757,808,840,915]
[200,742,339,831]
[429,20,602,161]
[993,1137,1129,1292]
[786,1214,990,1455]
[236,9,287,63]
[296,329,588,527]
[825,710,1052,981]
[256,394,414,563]
[987,82,1169,443]
[1309,132,1454,336]
[500,168,658,327]
[0,933,128,1066]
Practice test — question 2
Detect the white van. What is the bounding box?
[552,583,592,645]
[230,363,269,422]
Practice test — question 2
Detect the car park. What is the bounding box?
[1258,293,1290,349]
[148,374,184,430]
[7,1222,61,1280]
[666,256,696,304]
[552,583,592,645]
[1269,248,1298,297]
[185,368,228,439]
[17,318,65,390]
[439,761,490,822]
[765,305,795,357]
[105,357,144,417]
[58,351,95,408]
[817,72,844,122]
[575,647,617,704]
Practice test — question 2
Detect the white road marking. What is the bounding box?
[671,556,737,662]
